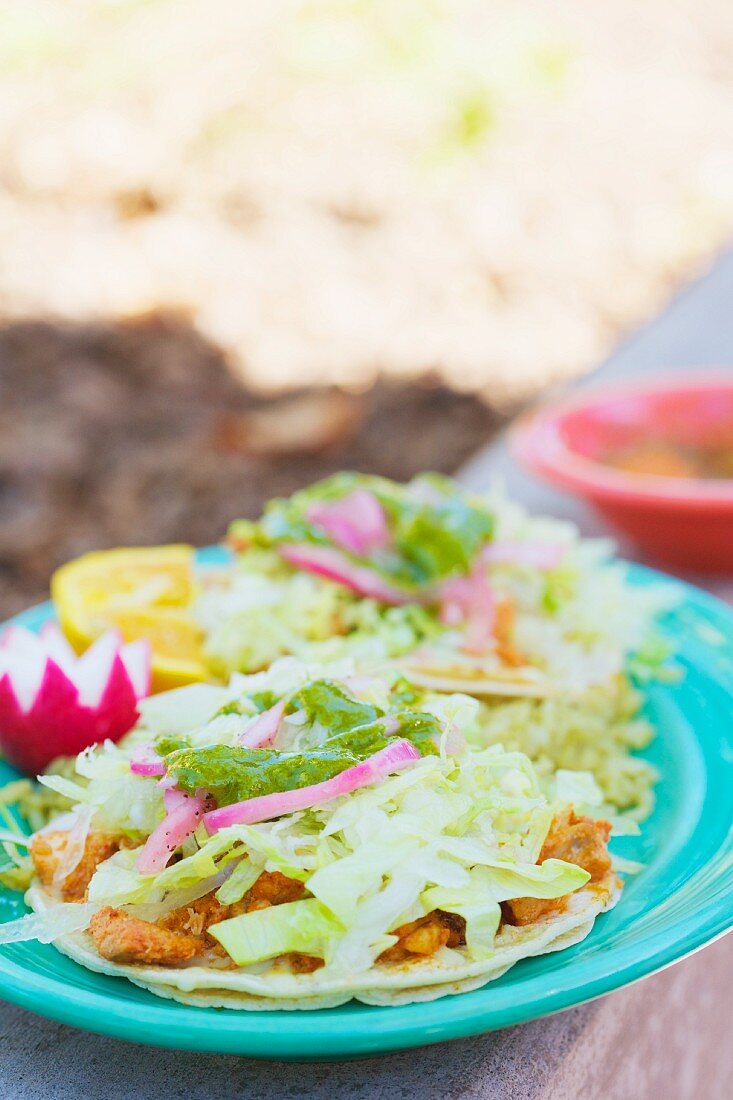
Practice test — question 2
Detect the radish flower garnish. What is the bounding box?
[0,624,150,774]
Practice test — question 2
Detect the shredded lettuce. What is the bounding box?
[0,770,78,833]
[210,898,342,965]
[192,477,671,822]
[422,888,501,958]
[137,684,232,737]
[0,794,34,891]
[74,733,602,976]
[611,854,645,875]
[197,563,438,677]
[215,856,264,905]
[37,774,92,805]
[0,864,34,891]
[38,744,165,837]
[0,902,99,945]
[0,829,29,849]
[552,769,604,811]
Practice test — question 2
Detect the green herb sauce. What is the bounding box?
[286,679,381,733]
[162,676,441,807]
[253,472,494,590]
[154,735,191,757]
[166,743,362,806]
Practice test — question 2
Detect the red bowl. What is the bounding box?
[512,372,733,573]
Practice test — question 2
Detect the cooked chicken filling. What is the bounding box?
[378,910,466,964]
[30,831,120,902]
[88,870,310,967]
[89,906,202,966]
[502,809,612,926]
[34,809,612,969]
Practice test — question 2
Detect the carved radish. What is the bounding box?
[0,623,150,774]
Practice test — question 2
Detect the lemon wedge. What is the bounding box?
[51,545,209,692]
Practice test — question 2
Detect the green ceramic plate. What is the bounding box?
[0,558,732,1060]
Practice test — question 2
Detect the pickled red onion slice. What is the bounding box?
[237,699,285,748]
[136,788,210,875]
[204,738,420,833]
[306,489,390,556]
[279,544,412,605]
[438,570,496,655]
[130,745,166,777]
[481,541,566,570]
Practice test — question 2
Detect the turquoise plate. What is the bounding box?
[1,558,732,1060]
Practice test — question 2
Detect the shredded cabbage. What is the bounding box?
[75,730,603,976]
[0,798,33,891]
[0,756,83,833]
[193,479,673,818]
[196,562,438,676]
[137,684,233,737]
[0,902,99,944]
[210,898,341,965]
[215,856,264,905]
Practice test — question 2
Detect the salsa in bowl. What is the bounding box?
[512,372,733,572]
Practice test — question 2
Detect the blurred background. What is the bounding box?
[3,0,733,616]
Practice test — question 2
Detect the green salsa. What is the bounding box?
[154,735,190,757]
[162,677,441,807]
[166,743,364,806]
[286,679,380,733]
[249,472,494,591]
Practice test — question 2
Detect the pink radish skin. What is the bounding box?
[0,627,151,775]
